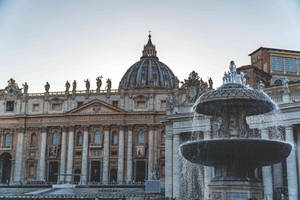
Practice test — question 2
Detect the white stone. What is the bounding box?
[80,128,89,184]
[285,126,299,200]
[172,134,181,198]
[203,131,211,200]
[38,131,47,181]
[102,129,110,183]
[13,130,24,183]
[117,128,124,183]
[126,129,133,183]
[148,129,154,180]
[59,130,67,182]
[66,128,74,183]
[165,126,173,197]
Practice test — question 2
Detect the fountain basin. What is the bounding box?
[180,138,291,167]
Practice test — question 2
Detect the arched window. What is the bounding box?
[138,130,145,144]
[112,131,118,145]
[4,133,11,147]
[52,132,59,145]
[77,132,83,146]
[30,133,37,147]
[94,131,101,145]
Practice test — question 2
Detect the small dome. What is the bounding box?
[119,34,177,89]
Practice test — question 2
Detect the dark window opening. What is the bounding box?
[6,101,14,112]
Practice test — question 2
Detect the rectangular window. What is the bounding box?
[284,57,297,73]
[136,100,146,108]
[160,100,166,108]
[77,101,83,107]
[6,101,14,112]
[32,104,39,112]
[75,151,82,156]
[271,56,284,71]
[277,90,284,96]
[52,103,61,111]
[296,88,300,96]
[112,101,119,107]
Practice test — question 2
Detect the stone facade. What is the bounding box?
[0,35,177,187]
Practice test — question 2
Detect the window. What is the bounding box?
[285,57,297,73]
[138,130,145,144]
[266,92,272,97]
[52,132,59,145]
[77,132,83,146]
[75,151,82,156]
[274,79,283,86]
[32,104,39,112]
[271,56,284,71]
[4,133,11,147]
[296,88,300,96]
[112,131,118,145]
[77,101,83,107]
[6,101,14,112]
[52,103,61,111]
[277,90,284,96]
[30,133,37,147]
[111,151,118,156]
[136,100,146,108]
[160,100,166,108]
[112,101,119,107]
[94,131,101,145]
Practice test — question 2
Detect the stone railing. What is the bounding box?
[270,94,300,103]
[27,89,119,97]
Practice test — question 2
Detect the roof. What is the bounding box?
[237,65,271,78]
[249,47,300,56]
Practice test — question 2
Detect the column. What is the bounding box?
[285,126,299,200]
[66,126,74,183]
[172,134,181,198]
[102,126,110,184]
[165,125,173,197]
[13,128,25,183]
[117,126,124,183]
[59,127,67,182]
[80,126,89,185]
[126,126,133,183]
[261,128,273,200]
[38,127,47,181]
[148,127,154,180]
[297,130,300,193]
[203,130,211,200]
[273,162,283,189]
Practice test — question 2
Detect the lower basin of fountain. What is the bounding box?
[180,138,291,168]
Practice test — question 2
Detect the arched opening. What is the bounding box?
[138,130,145,144]
[30,133,37,147]
[74,169,81,184]
[4,133,11,147]
[0,152,12,184]
[76,132,82,146]
[135,160,146,182]
[52,132,59,145]
[48,161,59,183]
[110,168,117,183]
[94,131,101,145]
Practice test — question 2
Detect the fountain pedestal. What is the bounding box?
[209,180,262,200]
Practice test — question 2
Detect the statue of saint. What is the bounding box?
[85,79,90,91]
[72,80,77,91]
[45,82,50,93]
[106,78,112,91]
[96,76,103,91]
[23,82,28,94]
[65,81,70,92]
[208,77,213,89]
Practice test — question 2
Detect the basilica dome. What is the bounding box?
[119,34,177,89]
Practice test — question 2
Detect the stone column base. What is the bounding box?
[209,180,263,200]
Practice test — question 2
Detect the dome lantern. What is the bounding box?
[141,31,157,59]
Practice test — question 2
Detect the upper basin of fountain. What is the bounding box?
[195,83,275,116]
[194,61,275,116]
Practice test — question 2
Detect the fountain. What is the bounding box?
[180,61,292,200]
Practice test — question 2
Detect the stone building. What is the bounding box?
[0,34,179,187]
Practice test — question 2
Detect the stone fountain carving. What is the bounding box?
[180,61,292,200]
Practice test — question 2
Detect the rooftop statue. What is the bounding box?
[45,82,50,93]
[106,79,112,92]
[22,82,28,94]
[72,80,77,92]
[84,79,90,91]
[96,76,103,92]
[65,81,70,93]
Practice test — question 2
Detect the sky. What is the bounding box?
[0,0,300,92]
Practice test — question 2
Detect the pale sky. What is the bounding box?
[0,0,300,92]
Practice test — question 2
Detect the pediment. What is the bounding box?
[67,99,125,115]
